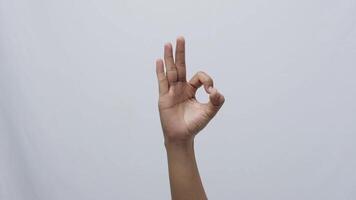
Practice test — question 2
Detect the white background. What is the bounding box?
[1,0,356,199]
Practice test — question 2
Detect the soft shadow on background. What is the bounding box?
[1,0,355,199]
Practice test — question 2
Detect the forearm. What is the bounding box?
[165,139,207,200]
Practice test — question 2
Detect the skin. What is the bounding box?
[155,36,225,200]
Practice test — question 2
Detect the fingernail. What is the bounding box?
[208,86,213,93]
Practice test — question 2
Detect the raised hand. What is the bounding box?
[156,36,225,143]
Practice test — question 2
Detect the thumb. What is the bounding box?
[206,87,225,116]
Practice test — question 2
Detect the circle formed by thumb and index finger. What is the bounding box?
[189,71,214,94]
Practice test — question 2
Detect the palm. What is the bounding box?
[159,82,213,138]
[156,37,224,141]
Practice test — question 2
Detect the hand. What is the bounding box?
[155,36,225,144]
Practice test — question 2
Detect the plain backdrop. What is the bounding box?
[1,0,356,199]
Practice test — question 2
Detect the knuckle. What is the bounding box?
[197,71,204,76]
[220,94,225,104]
[158,78,166,83]
[166,67,177,72]
[177,60,186,66]
[165,55,174,59]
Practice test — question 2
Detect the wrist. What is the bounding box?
[164,136,194,150]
